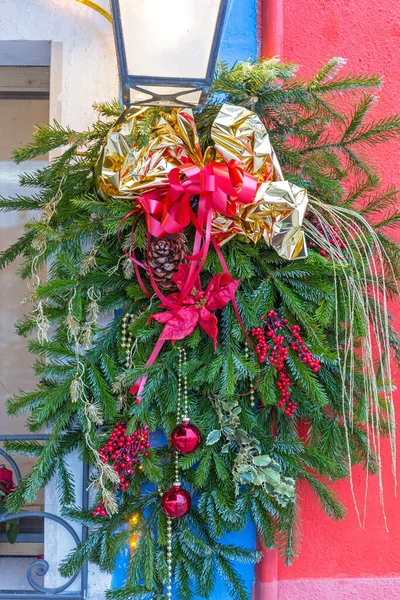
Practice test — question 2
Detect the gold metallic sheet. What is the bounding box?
[211,103,283,182]
[97,106,204,198]
[213,181,309,260]
[97,104,309,260]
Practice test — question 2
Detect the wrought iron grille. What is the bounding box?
[0,435,88,600]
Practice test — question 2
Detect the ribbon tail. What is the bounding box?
[177,228,203,302]
[212,239,255,351]
[178,195,213,302]
[129,337,166,398]
[118,211,152,299]
[211,238,261,396]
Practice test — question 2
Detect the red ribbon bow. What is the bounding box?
[138,160,257,239]
[129,263,240,399]
[148,263,240,350]
[123,160,258,400]
[134,160,256,306]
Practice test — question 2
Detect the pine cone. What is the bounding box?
[146,235,187,291]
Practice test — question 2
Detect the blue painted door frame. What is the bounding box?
[112,2,258,596]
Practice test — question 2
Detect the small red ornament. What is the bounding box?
[170,419,201,454]
[161,486,191,518]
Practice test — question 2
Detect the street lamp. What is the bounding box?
[109,0,230,107]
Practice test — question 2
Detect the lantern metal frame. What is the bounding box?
[109,0,230,107]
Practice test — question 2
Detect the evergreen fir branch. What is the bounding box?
[215,555,250,600]
[56,459,76,506]
[0,194,44,212]
[12,122,94,163]
[374,212,400,231]
[301,473,346,519]
[276,504,300,565]
[6,419,69,510]
[310,57,347,85]
[3,439,43,456]
[310,73,382,94]
[342,94,377,141]
[106,588,153,600]
[360,187,399,217]
[341,146,377,182]
[0,229,36,271]
[344,114,400,146]
[286,355,330,407]
[59,528,105,578]
[94,100,124,118]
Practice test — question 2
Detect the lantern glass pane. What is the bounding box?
[118,0,222,79]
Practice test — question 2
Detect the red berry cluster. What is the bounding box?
[308,219,347,258]
[93,422,150,517]
[92,499,107,518]
[251,310,321,417]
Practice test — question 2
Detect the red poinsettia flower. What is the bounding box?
[0,464,17,496]
[148,264,240,349]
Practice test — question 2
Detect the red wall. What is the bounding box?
[276,0,400,594]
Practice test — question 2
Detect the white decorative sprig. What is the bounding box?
[64,289,119,507]
[26,176,65,343]
[80,247,98,276]
[307,198,398,529]
[80,286,101,349]
[31,291,51,344]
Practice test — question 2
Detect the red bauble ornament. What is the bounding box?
[161,486,191,518]
[170,419,201,454]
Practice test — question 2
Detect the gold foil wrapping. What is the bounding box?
[98,103,309,260]
[211,103,283,182]
[212,181,308,260]
[97,106,203,199]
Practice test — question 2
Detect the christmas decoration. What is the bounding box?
[128,513,140,554]
[99,422,150,483]
[161,485,192,519]
[159,347,195,521]
[98,102,308,269]
[170,346,201,454]
[130,263,240,402]
[213,179,309,259]
[2,58,400,600]
[92,422,150,516]
[251,311,321,416]
[207,397,295,500]
[165,517,173,600]
[121,312,135,369]
[0,465,17,495]
[92,499,107,518]
[145,234,187,291]
[170,420,201,454]
[0,465,19,545]
[103,102,310,402]
[149,264,240,347]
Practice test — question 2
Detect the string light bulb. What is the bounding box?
[129,513,139,526]
[129,533,139,553]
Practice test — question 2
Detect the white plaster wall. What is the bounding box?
[1,2,118,597]
[0,0,119,130]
